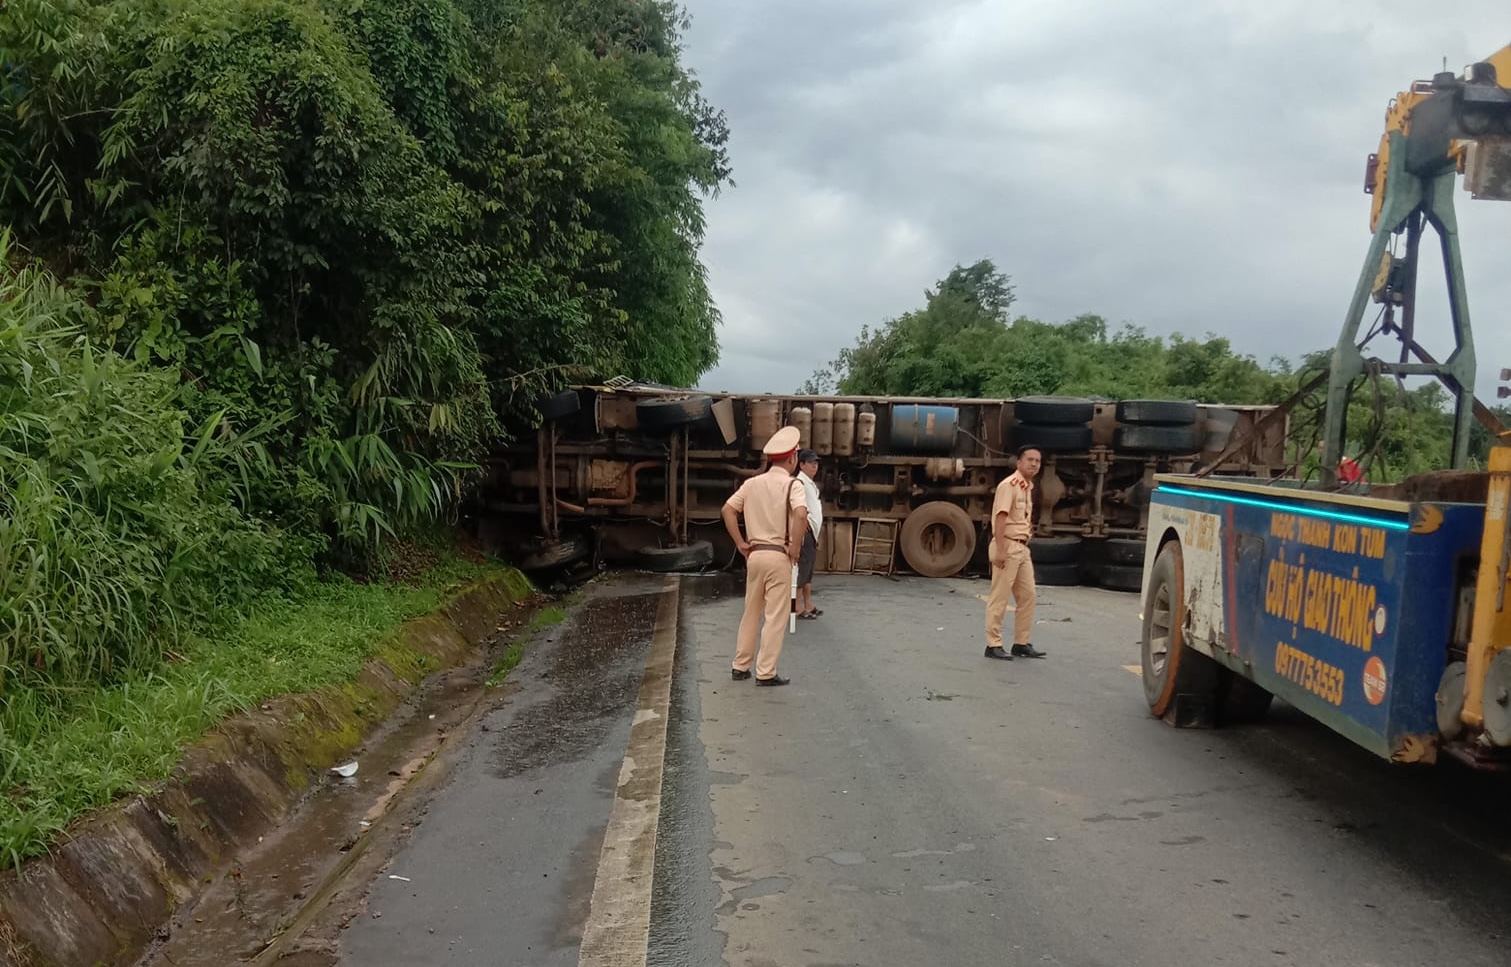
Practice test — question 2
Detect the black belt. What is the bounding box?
[750,543,787,554]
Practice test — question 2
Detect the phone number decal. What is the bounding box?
[1274,641,1344,706]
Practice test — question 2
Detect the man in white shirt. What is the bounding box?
[795,450,824,619]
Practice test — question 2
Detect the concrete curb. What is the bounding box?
[0,570,533,967]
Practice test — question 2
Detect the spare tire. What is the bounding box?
[1016,423,1094,453]
[634,539,714,572]
[536,390,582,421]
[1014,396,1095,425]
[899,501,977,578]
[1114,424,1202,454]
[1115,399,1198,426]
[637,395,713,432]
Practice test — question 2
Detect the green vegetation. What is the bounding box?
[487,605,566,687]
[0,558,493,869]
[806,259,1510,480]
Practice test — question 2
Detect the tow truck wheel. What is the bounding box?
[1141,541,1218,720]
[899,501,977,578]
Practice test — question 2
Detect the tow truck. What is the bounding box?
[1138,44,1511,766]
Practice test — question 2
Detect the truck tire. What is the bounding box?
[1097,564,1143,592]
[1115,399,1198,426]
[899,501,977,578]
[1033,562,1082,586]
[518,532,590,571]
[1014,396,1095,425]
[1114,424,1202,454]
[536,390,582,421]
[1103,538,1146,566]
[1217,671,1274,724]
[634,539,714,573]
[1015,423,1094,453]
[1141,542,1219,720]
[1029,536,1082,564]
[636,395,713,432]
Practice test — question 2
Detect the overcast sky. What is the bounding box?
[680,2,1511,402]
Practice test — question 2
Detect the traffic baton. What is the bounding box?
[789,562,798,633]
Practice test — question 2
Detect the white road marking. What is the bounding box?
[578,577,679,967]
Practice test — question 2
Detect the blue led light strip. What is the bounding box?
[1157,485,1411,532]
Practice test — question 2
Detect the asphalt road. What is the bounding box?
[315,569,1511,967]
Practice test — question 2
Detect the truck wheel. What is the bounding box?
[1103,538,1146,566]
[1114,424,1202,454]
[1141,542,1218,719]
[634,539,714,573]
[1033,562,1082,586]
[518,532,591,571]
[1028,536,1082,564]
[1217,671,1274,724]
[1096,564,1143,592]
[536,390,582,420]
[899,501,977,578]
[1115,399,1198,426]
[636,395,713,432]
[1014,396,1095,425]
[1015,423,1094,452]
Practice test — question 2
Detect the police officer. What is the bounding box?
[985,445,1048,661]
[722,425,809,686]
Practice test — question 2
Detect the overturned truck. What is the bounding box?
[478,384,1287,588]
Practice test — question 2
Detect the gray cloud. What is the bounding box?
[682,2,1511,402]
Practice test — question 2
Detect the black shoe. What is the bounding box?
[984,646,1013,661]
[1011,643,1047,659]
[755,674,790,686]
[731,668,752,680]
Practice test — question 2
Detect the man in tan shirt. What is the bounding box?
[722,425,809,686]
[985,445,1047,661]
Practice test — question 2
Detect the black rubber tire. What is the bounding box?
[536,390,582,420]
[1114,423,1202,454]
[634,539,715,572]
[1141,542,1219,718]
[517,532,590,571]
[636,395,713,432]
[1028,536,1082,564]
[1097,564,1143,592]
[1218,670,1274,724]
[1115,399,1198,426]
[1034,562,1082,586]
[1015,423,1094,453]
[899,501,977,578]
[1014,396,1094,425]
[1103,538,1147,566]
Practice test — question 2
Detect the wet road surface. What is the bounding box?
[220,570,1511,966]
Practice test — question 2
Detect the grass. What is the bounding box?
[0,556,502,871]
[486,604,567,687]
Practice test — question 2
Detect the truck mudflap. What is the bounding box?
[1150,477,1485,762]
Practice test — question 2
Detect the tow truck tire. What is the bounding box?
[1015,423,1094,453]
[634,539,715,572]
[536,390,582,421]
[1114,424,1202,454]
[636,395,713,432]
[518,532,591,571]
[1013,396,1095,425]
[1141,542,1219,720]
[1217,671,1274,724]
[899,501,977,578]
[1115,399,1198,426]
[1028,536,1082,564]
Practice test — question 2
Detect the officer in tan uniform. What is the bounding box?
[722,425,809,686]
[985,445,1048,661]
